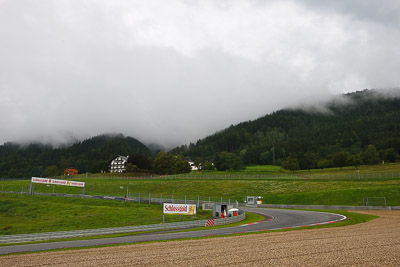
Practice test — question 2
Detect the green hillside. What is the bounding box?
[172,89,400,169]
[0,134,152,178]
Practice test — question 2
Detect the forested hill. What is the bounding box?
[0,134,152,178]
[171,89,400,167]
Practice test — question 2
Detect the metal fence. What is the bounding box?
[83,172,400,180]
[162,172,400,180]
[0,177,31,181]
[254,203,400,210]
[2,172,400,181]
[124,192,238,206]
[4,191,239,207]
[0,213,245,244]
[0,186,240,206]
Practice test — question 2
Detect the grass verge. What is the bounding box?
[0,194,211,235]
[0,212,262,247]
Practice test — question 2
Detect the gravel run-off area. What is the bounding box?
[1,210,400,266]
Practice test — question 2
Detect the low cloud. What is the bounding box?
[1,1,400,148]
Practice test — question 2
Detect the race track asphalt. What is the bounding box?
[0,208,345,255]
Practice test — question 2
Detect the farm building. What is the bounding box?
[63,168,78,176]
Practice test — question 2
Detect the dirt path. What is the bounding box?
[2,210,400,266]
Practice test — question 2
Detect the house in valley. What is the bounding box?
[187,160,199,171]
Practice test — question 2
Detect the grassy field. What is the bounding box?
[0,194,212,235]
[2,164,394,239]
[1,176,399,207]
[242,163,400,174]
[59,163,400,180]
[1,163,399,206]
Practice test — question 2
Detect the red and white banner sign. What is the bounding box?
[31,177,85,188]
[163,203,196,215]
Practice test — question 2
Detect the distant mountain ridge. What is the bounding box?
[0,134,152,178]
[1,89,399,177]
[171,89,400,167]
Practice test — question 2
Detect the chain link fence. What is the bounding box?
[1,172,400,181]
[80,172,400,180]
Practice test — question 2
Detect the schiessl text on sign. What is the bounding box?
[31,177,85,188]
[163,203,196,215]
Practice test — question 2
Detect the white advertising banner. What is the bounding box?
[31,177,85,188]
[163,203,196,215]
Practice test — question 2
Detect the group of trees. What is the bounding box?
[171,89,400,171]
[152,152,191,175]
[34,151,191,177]
[281,144,391,172]
[124,152,191,175]
[126,154,153,172]
[183,152,244,172]
[214,152,244,171]
[0,134,153,178]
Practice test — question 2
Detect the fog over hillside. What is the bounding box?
[1,1,400,148]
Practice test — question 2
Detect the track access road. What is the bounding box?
[0,208,345,255]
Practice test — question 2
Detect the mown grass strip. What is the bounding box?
[0,194,211,235]
[0,212,259,248]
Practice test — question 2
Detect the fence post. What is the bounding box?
[149,193,151,204]
[197,195,200,208]
[139,192,141,203]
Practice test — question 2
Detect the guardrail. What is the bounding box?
[253,203,400,210]
[0,213,245,244]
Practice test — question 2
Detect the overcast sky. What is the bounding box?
[1,0,400,148]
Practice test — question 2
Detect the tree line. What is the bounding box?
[0,134,153,178]
[38,151,192,178]
[1,89,399,177]
[0,132,194,178]
[171,89,400,171]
